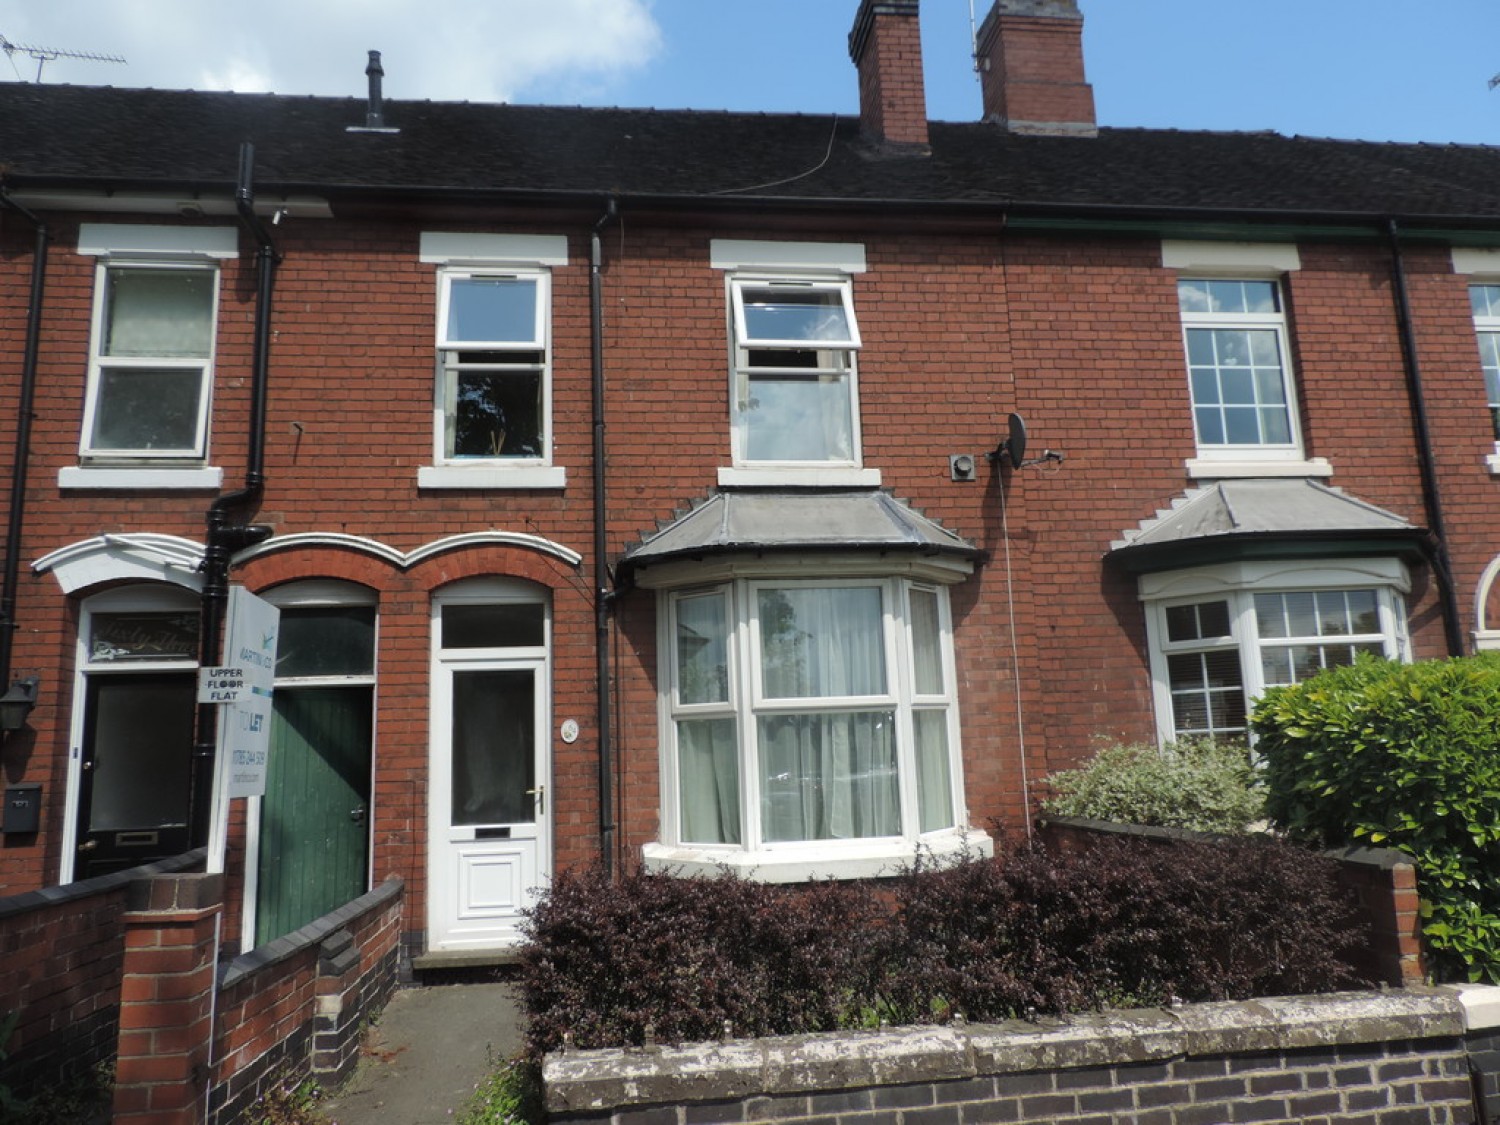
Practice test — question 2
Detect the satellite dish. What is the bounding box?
[999,412,1027,469]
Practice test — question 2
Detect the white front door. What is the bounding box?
[428,587,551,950]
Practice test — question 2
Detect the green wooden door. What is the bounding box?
[255,685,372,945]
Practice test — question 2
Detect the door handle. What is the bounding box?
[526,786,546,814]
[350,806,367,824]
[78,839,98,852]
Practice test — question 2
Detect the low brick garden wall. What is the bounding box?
[545,989,1477,1125]
[0,849,204,1101]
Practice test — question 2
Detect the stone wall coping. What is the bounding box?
[543,987,1464,1114]
[1447,984,1500,1031]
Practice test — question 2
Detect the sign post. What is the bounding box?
[202,586,279,873]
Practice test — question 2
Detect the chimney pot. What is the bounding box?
[848,0,930,152]
[977,0,1096,136]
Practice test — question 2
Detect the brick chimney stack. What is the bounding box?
[976,0,1096,136]
[848,0,930,151]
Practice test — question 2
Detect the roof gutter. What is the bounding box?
[16,173,1500,235]
[1386,218,1464,655]
[0,189,47,706]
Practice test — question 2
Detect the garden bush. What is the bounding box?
[1254,651,1500,982]
[519,837,1367,1055]
[1040,737,1264,833]
[886,836,1364,1021]
[518,867,886,1057]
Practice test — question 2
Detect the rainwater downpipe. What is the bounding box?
[189,142,279,847]
[591,198,619,878]
[0,192,47,693]
[1385,218,1463,656]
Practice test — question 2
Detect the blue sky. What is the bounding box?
[3,1,1499,144]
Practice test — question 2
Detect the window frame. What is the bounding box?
[432,267,553,468]
[655,574,969,877]
[726,273,865,471]
[1176,275,1305,465]
[1470,283,1500,445]
[1141,560,1410,744]
[79,259,221,463]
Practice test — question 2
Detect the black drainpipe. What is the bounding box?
[1385,218,1464,656]
[591,198,619,877]
[188,142,279,847]
[0,190,47,694]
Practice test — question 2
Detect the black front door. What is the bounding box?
[74,672,196,878]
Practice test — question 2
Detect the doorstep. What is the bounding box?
[411,946,524,972]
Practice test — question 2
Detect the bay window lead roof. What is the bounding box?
[1108,479,1428,574]
[620,490,980,575]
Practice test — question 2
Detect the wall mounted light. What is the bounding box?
[0,678,39,732]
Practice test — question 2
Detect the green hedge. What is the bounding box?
[1041,738,1264,833]
[1253,652,1500,982]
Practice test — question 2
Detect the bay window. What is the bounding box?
[1144,562,1409,743]
[655,576,965,877]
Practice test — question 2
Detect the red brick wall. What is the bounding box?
[210,878,402,1124]
[3,206,1495,948]
[0,851,202,1102]
[851,2,929,147]
[979,13,1096,130]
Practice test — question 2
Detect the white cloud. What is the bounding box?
[0,0,662,101]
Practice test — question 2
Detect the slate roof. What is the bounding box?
[1108,480,1428,574]
[6,82,1500,222]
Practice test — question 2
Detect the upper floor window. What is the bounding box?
[83,262,219,461]
[730,277,863,466]
[1177,278,1301,460]
[710,240,878,487]
[1470,284,1500,441]
[436,270,550,462]
[418,232,567,490]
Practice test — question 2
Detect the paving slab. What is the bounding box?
[322,981,524,1125]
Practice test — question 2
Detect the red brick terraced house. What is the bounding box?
[2,0,1499,965]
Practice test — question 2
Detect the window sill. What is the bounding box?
[641,827,992,883]
[1485,446,1500,475]
[718,467,882,489]
[1186,457,1332,481]
[59,465,223,491]
[418,465,567,490]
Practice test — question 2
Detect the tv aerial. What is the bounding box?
[0,34,126,83]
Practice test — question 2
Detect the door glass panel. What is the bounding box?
[451,669,535,825]
[89,612,198,662]
[442,603,545,649]
[89,677,195,831]
[275,607,376,677]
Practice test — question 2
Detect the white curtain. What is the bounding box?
[678,718,741,844]
[757,587,897,841]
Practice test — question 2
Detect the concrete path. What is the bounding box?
[321,981,524,1125]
